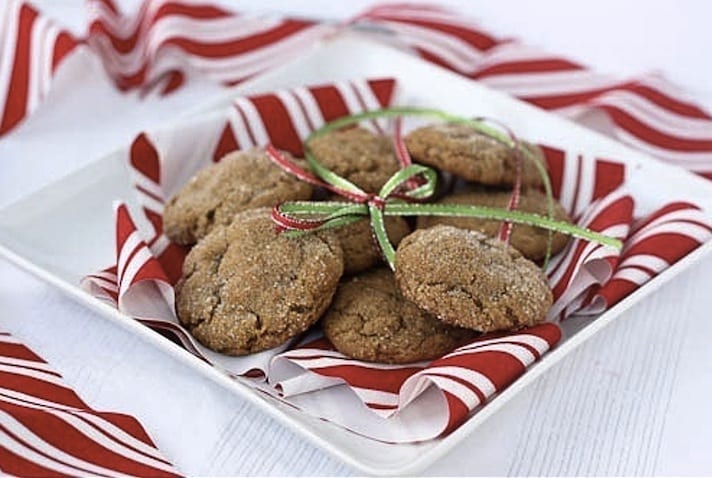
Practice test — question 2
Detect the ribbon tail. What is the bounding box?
[369,206,397,270]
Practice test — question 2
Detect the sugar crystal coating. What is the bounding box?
[307,127,400,192]
[417,188,571,261]
[322,268,477,363]
[164,148,313,245]
[395,225,553,332]
[175,208,344,355]
[334,216,411,274]
[405,123,545,187]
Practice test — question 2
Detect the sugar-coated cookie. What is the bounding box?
[322,268,477,363]
[417,189,571,261]
[164,148,313,245]
[175,208,343,355]
[307,127,400,192]
[334,216,411,275]
[395,226,552,332]
[405,123,545,187]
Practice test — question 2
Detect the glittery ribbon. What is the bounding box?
[268,107,622,269]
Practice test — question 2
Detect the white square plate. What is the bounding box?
[2,33,712,475]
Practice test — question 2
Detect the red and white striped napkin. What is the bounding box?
[0,0,330,135]
[74,75,711,441]
[267,324,562,441]
[82,77,400,380]
[355,4,712,180]
[2,1,712,182]
[3,0,712,467]
[0,330,179,476]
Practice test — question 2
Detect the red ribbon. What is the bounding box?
[267,115,525,240]
[266,145,399,232]
[393,116,428,191]
[469,117,523,244]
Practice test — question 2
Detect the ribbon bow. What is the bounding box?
[268,144,437,265]
[268,107,622,270]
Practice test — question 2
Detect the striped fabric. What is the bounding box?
[273,324,561,431]
[582,202,712,313]
[84,0,330,91]
[2,1,712,181]
[76,78,712,441]
[0,0,78,135]
[547,191,634,319]
[0,0,330,134]
[4,0,712,461]
[0,331,179,477]
[356,3,712,179]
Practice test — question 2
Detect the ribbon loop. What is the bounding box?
[266,107,623,270]
[377,164,436,200]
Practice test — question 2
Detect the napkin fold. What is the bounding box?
[0,331,180,477]
[355,4,712,179]
[268,324,561,441]
[83,77,400,379]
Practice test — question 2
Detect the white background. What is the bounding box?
[2,0,712,475]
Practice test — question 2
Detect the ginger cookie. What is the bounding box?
[163,148,313,245]
[175,208,343,355]
[322,268,477,364]
[307,127,400,192]
[417,189,571,261]
[405,123,545,187]
[335,216,411,275]
[395,226,552,333]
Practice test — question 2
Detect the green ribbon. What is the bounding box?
[272,107,622,270]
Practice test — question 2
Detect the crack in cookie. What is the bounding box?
[405,123,546,187]
[176,208,344,355]
[395,225,552,332]
[163,148,313,245]
[322,268,477,364]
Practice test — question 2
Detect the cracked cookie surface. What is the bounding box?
[163,148,313,245]
[417,189,571,261]
[175,208,344,355]
[307,127,399,192]
[405,123,545,187]
[395,226,552,333]
[322,268,477,364]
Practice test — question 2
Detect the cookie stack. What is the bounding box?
[164,123,570,363]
